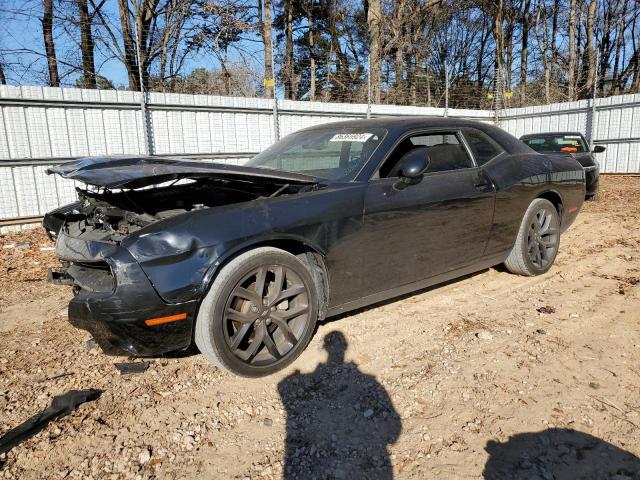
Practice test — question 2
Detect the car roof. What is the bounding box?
[299,116,532,154]
[301,116,490,131]
[520,132,585,138]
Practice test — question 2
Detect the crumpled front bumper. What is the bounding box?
[50,233,197,357]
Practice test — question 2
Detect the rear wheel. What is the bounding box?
[504,198,560,276]
[195,247,319,377]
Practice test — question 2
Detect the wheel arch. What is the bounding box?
[198,235,330,320]
[536,189,564,216]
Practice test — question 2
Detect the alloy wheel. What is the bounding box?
[527,207,559,269]
[223,264,310,366]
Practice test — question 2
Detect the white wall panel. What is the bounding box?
[46,108,71,157]
[66,109,90,157]
[84,109,108,156]
[0,167,19,218]
[150,110,170,154]
[3,106,31,158]
[120,109,141,154]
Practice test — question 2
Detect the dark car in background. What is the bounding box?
[44,118,586,377]
[520,132,605,200]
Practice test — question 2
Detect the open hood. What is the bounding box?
[46,156,318,189]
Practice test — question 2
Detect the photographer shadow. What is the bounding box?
[277,331,401,480]
[484,428,640,479]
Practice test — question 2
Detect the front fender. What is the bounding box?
[198,233,327,298]
[122,184,365,305]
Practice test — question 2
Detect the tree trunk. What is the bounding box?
[367,0,382,103]
[568,0,577,100]
[596,4,610,92]
[42,0,60,87]
[504,14,516,101]
[0,63,5,85]
[632,28,640,92]
[284,0,294,99]
[520,0,531,105]
[77,0,97,89]
[259,0,274,98]
[611,2,626,94]
[307,0,316,100]
[394,47,404,101]
[477,16,490,104]
[493,0,505,109]
[535,4,551,103]
[583,0,597,96]
[133,0,157,91]
[117,0,140,91]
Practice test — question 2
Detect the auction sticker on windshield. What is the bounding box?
[329,133,374,142]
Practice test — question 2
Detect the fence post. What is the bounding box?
[272,93,280,142]
[444,62,449,118]
[366,53,372,119]
[493,65,501,125]
[269,39,280,142]
[588,51,600,148]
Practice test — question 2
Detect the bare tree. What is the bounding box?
[259,0,274,97]
[519,0,532,104]
[117,0,140,90]
[307,0,316,100]
[367,0,381,102]
[632,18,640,92]
[568,0,577,100]
[580,0,597,96]
[77,0,97,88]
[535,1,552,102]
[42,0,60,86]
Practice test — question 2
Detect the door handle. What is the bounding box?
[474,171,494,192]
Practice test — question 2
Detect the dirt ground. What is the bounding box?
[1,176,639,480]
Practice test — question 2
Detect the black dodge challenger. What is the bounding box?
[44,118,585,377]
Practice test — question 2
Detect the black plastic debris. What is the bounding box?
[0,389,101,455]
[114,361,150,375]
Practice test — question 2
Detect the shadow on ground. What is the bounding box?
[484,428,640,479]
[277,331,401,479]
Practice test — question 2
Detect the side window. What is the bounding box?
[464,129,503,166]
[379,132,474,178]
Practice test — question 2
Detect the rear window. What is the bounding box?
[522,134,587,153]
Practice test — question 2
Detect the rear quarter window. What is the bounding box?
[464,129,503,166]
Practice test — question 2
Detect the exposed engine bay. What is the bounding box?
[45,177,311,243]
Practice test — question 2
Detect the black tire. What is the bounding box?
[504,198,561,276]
[195,247,319,377]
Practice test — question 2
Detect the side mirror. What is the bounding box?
[592,145,606,153]
[393,146,430,190]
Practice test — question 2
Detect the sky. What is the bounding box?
[0,0,128,86]
[0,0,264,89]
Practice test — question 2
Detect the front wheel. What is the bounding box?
[195,247,319,377]
[504,198,561,276]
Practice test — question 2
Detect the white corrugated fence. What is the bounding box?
[0,85,638,231]
[498,93,640,174]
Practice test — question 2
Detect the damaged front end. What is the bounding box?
[44,157,318,357]
[45,205,199,356]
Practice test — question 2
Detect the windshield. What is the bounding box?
[245,126,387,181]
[522,134,588,153]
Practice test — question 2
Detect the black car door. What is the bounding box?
[361,130,496,295]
